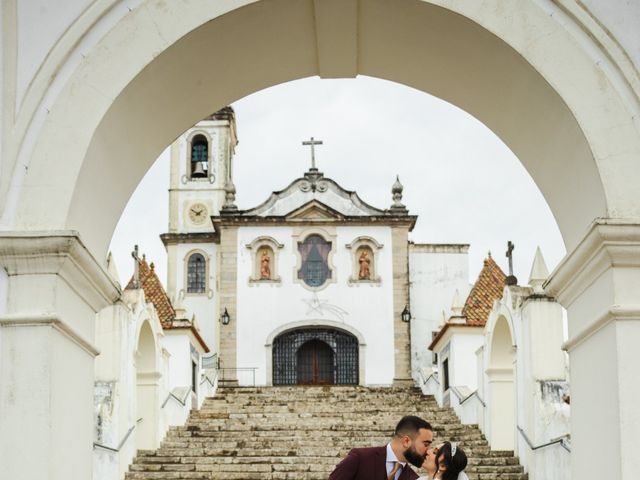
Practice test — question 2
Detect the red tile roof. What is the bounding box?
[125,256,176,328]
[461,254,507,326]
[125,256,210,352]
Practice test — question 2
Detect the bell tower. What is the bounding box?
[168,106,238,232]
[162,106,238,350]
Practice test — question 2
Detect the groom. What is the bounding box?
[328,415,433,480]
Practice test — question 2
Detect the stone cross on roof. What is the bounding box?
[302,137,323,171]
[131,244,141,289]
[505,240,518,286]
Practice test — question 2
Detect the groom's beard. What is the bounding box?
[403,445,426,469]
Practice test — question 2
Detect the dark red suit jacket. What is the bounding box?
[328,446,419,480]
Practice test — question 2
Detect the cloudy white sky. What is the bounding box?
[109,76,565,290]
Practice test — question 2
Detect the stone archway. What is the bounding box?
[486,315,516,451]
[1,2,639,480]
[135,321,161,451]
[14,0,640,257]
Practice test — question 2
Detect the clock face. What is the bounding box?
[188,203,208,224]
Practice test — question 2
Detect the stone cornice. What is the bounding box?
[0,231,121,311]
[0,313,99,356]
[163,325,210,353]
[160,231,219,246]
[211,214,418,230]
[545,219,640,306]
[561,305,640,352]
[428,323,484,352]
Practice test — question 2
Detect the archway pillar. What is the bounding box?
[485,366,515,450]
[0,232,120,480]
[546,219,640,480]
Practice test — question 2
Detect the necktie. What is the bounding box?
[388,461,402,480]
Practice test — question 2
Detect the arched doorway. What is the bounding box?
[486,316,516,451]
[272,328,359,385]
[135,321,160,451]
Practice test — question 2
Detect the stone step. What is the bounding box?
[127,387,527,480]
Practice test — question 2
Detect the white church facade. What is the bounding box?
[160,108,472,388]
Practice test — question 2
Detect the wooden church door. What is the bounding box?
[296,340,335,385]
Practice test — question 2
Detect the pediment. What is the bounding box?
[285,200,345,222]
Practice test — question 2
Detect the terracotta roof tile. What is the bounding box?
[125,257,176,328]
[461,255,507,326]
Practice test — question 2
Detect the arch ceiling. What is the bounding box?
[11,0,640,258]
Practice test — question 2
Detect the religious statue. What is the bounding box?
[260,250,271,279]
[358,250,371,280]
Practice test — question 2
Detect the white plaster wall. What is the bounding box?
[174,242,217,350]
[0,265,7,316]
[93,291,201,480]
[16,0,91,106]
[582,0,640,72]
[409,247,470,379]
[0,267,7,364]
[523,300,566,380]
[158,332,194,440]
[451,333,484,390]
[161,333,193,391]
[94,302,139,480]
[236,225,395,385]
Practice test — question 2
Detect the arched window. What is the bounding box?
[190,135,208,179]
[187,253,206,293]
[298,234,331,287]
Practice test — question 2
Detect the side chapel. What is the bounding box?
[161,107,471,387]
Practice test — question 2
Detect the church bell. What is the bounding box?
[191,161,208,178]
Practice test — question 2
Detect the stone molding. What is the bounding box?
[160,232,219,245]
[212,215,417,229]
[0,231,121,312]
[545,220,640,351]
[182,248,213,298]
[391,227,412,384]
[485,367,515,382]
[545,219,640,306]
[218,227,238,378]
[291,226,337,292]
[136,371,163,386]
[184,129,215,184]
[246,236,284,284]
[561,305,640,352]
[345,235,383,285]
[0,313,99,356]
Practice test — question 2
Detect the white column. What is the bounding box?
[0,232,120,480]
[546,220,640,480]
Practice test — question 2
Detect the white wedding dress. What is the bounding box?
[418,474,469,480]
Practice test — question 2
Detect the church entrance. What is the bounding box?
[272,328,358,385]
[297,340,334,384]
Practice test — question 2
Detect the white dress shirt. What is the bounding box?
[386,443,407,480]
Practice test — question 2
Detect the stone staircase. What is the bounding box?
[126,386,527,480]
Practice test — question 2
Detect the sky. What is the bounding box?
[109,76,565,293]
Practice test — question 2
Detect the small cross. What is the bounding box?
[506,241,515,277]
[302,137,323,170]
[131,244,141,289]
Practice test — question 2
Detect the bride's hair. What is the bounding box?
[435,442,468,480]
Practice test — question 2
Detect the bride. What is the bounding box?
[419,441,468,480]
